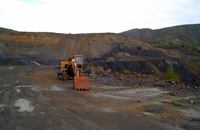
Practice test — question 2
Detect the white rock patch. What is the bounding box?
[14,98,35,112]
[0,104,6,110]
[15,89,21,93]
[0,104,6,108]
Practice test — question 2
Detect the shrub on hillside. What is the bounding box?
[165,66,181,81]
[86,64,94,70]
[123,69,130,74]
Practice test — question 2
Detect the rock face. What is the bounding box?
[0,31,154,61]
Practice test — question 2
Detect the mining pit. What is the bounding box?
[0,65,199,130]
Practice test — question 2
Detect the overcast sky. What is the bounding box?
[0,0,199,33]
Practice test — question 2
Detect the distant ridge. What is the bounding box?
[0,27,16,32]
[121,24,200,46]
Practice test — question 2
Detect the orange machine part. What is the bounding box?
[73,77,89,91]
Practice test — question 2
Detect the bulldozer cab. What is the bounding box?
[73,55,83,70]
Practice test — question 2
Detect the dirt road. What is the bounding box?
[0,66,199,130]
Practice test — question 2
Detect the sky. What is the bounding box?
[0,0,200,34]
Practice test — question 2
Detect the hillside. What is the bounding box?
[121,24,200,52]
[0,27,199,86]
[0,30,170,64]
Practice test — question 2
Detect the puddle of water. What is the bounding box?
[117,88,167,98]
[44,85,67,91]
[14,98,35,112]
[85,104,116,113]
[0,104,6,108]
[90,85,124,90]
[16,85,40,92]
[16,80,19,83]
[15,89,21,93]
[0,104,6,110]
[175,109,200,118]
[16,85,33,88]
[3,84,9,87]
[93,93,130,100]
[91,88,168,104]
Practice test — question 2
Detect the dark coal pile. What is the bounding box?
[105,45,170,58]
[86,60,154,75]
[85,58,200,87]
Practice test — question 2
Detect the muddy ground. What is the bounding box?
[0,65,200,130]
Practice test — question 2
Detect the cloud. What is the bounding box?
[0,0,199,33]
[18,0,45,4]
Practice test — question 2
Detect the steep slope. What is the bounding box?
[0,31,166,62]
[121,24,200,47]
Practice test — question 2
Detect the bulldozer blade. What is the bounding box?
[73,77,89,91]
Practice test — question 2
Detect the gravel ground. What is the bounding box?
[0,65,199,130]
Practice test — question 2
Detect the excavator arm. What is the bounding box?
[72,55,89,91]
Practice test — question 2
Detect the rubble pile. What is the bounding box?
[84,68,180,87]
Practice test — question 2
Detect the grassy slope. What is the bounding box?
[147,24,200,45]
[121,24,200,53]
[122,24,200,46]
[0,27,16,32]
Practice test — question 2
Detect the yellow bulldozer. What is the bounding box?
[57,55,89,91]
